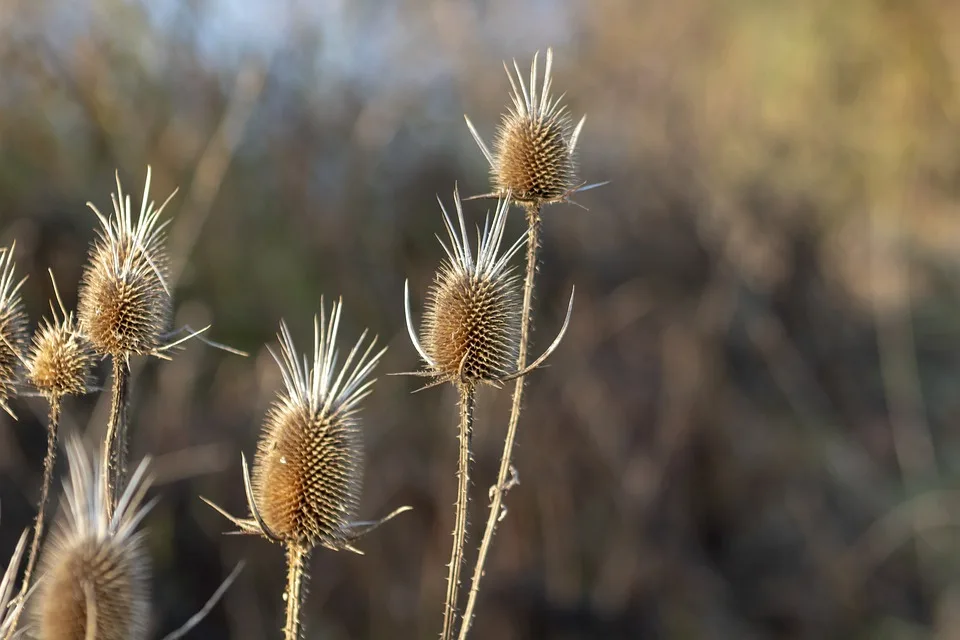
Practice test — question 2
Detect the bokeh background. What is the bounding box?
[3,0,960,638]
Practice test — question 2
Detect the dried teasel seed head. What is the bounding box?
[27,298,95,400]
[34,440,153,640]
[465,48,586,206]
[77,166,174,358]
[0,243,29,416]
[252,300,385,550]
[409,189,524,385]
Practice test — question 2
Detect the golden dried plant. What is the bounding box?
[204,300,408,639]
[77,167,174,359]
[406,189,525,387]
[27,277,95,401]
[465,49,588,207]
[0,242,29,418]
[34,440,153,640]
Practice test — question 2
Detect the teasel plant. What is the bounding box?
[403,188,574,640]
[457,48,600,638]
[203,299,410,639]
[0,242,30,420]
[32,439,155,640]
[76,167,208,516]
[0,272,97,638]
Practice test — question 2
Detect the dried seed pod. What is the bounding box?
[0,243,29,416]
[252,300,385,550]
[407,190,524,385]
[77,167,174,358]
[34,440,152,640]
[27,311,94,401]
[465,49,586,206]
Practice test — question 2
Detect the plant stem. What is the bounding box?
[103,356,129,517]
[3,399,61,640]
[441,384,476,640]
[458,204,541,640]
[283,545,309,640]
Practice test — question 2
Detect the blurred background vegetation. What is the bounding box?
[3,0,960,637]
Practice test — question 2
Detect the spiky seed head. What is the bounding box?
[466,49,586,206]
[0,243,29,414]
[27,311,95,400]
[77,167,174,358]
[34,440,153,640]
[252,300,385,550]
[413,190,524,385]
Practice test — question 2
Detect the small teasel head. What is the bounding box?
[34,439,153,640]
[77,166,174,358]
[465,48,587,207]
[405,189,525,386]
[27,273,95,401]
[249,300,385,550]
[0,242,29,417]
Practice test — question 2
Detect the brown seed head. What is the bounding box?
[34,440,152,640]
[408,190,524,385]
[28,311,95,400]
[0,243,29,415]
[466,49,586,206]
[252,301,385,550]
[77,167,174,357]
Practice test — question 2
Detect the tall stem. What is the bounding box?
[283,545,310,640]
[102,356,129,516]
[459,205,541,639]
[441,384,476,640]
[3,399,61,640]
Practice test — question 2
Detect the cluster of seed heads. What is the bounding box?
[34,441,153,640]
[77,167,174,359]
[466,48,586,207]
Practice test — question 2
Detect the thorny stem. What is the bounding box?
[458,205,541,640]
[103,356,130,517]
[441,384,476,640]
[3,399,61,640]
[283,545,310,640]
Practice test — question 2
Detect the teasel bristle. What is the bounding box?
[0,242,29,418]
[77,166,174,358]
[0,527,29,637]
[465,48,589,207]
[405,189,525,387]
[34,440,153,640]
[27,276,95,401]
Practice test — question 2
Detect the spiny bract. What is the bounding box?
[0,526,28,637]
[28,310,95,400]
[0,243,29,416]
[77,167,174,358]
[408,189,524,385]
[252,300,385,550]
[34,440,152,640]
[465,48,586,206]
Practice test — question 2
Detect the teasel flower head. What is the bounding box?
[0,242,29,418]
[33,439,153,640]
[204,301,410,554]
[465,48,590,207]
[27,274,95,402]
[77,166,174,359]
[404,189,525,388]
[0,526,29,637]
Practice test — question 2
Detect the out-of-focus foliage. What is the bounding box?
[3,0,960,638]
